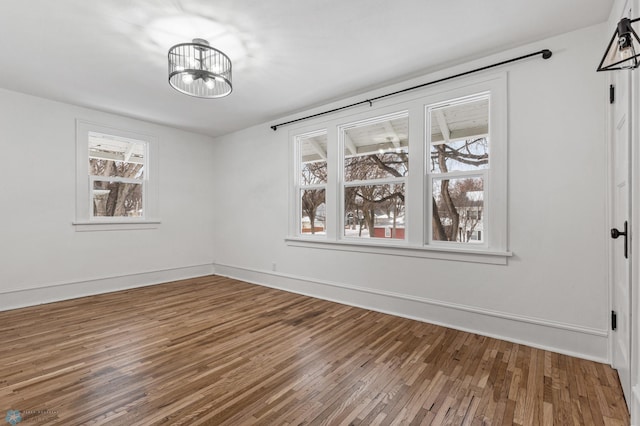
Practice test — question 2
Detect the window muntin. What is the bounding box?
[428,94,489,245]
[88,131,148,219]
[341,112,408,240]
[297,131,327,236]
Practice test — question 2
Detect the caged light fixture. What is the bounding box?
[168,38,232,98]
[597,17,640,71]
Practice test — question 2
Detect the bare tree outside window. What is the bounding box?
[289,80,506,255]
[298,132,327,235]
[343,113,408,239]
[429,95,489,243]
[89,132,146,218]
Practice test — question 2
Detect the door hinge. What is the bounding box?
[610,84,615,104]
[612,310,617,331]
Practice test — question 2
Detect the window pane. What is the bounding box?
[344,183,405,239]
[299,133,327,185]
[344,115,408,182]
[92,180,143,218]
[89,131,146,179]
[432,177,483,243]
[429,96,489,173]
[301,189,326,235]
[430,137,488,173]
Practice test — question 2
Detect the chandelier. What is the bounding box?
[168,38,232,98]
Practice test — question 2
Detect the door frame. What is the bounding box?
[608,0,640,420]
[630,9,640,420]
[608,66,633,406]
[606,0,639,418]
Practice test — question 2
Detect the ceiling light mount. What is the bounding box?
[597,17,640,71]
[168,38,232,98]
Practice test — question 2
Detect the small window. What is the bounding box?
[297,131,327,236]
[75,120,159,231]
[341,112,408,240]
[428,95,489,244]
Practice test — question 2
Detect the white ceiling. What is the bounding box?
[0,0,612,138]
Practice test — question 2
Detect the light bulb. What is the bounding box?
[182,73,194,84]
[619,37,636,68]
[205,78,215,89]
[616,18,638,69]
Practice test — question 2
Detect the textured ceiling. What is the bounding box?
[0,0,613,137]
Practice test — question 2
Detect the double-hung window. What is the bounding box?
[75,120,159,231]
[341,112,409,240]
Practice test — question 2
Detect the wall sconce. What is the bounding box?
[598,17,640,71]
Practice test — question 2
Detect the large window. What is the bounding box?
[288,74,508,263]
[75,121,159,231]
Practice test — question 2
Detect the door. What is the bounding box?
[611,68,632,404]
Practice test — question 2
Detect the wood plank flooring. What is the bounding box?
[0,275,629,425]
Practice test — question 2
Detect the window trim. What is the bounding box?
[286,72,510,263]
[285,236,511,265]
[74,120,160,231]
[425,91,493,251]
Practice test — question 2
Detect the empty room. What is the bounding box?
[1,0,639,424]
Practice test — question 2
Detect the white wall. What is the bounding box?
[212,24,611,362]
[0,89,216,309]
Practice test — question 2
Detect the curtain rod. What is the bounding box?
[270,49,552,131]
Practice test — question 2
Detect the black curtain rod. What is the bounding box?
[270,49,552,131]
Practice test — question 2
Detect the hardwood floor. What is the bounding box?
[0,276,629,425]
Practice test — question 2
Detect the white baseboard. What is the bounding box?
[214,263,609,363]
[2,262,610,364]
[0,264,215,312]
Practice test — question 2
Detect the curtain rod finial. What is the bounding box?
[271,125,278,131]
[542,49,552,59]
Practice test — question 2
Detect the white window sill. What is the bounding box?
[285,237,512,265]
[73,220,161,232]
